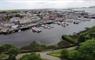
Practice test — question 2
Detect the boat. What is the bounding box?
[32,27,41,33]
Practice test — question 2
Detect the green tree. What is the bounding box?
[67,39,95,60]
[0,44,20,60]
[7,47,20,60]
[0,44,15,53]
[78,39,95,60]
[68,50,81,60]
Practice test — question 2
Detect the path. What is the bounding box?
[39,51,61,60]
[16,51,61,60]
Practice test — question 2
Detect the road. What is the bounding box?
[39,51,61,60]
[16,53,31,60]
[16,51,61,60]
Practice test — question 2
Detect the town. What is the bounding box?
[0,9,95,34]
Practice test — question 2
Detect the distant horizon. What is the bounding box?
[0,6,94,11]
[0,0,95,10]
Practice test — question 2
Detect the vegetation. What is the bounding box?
[7,47,20,60]
[21,41,58,53]
[0,44,43,60]
[49,49,63,57]
[21,41,48,52]
[0,53,8,60]
[49,47,76,57]
[78,39,95,60]
[0,44,20,60]
[50,26,95,60]
[58,26,95,49]
[0,26,95,60]
[60,39,95,60]
[20,52,42,60]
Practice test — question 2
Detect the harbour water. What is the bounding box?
[0,19,95,47]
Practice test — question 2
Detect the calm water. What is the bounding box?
[0,8,95,47]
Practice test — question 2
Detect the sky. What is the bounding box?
[0,0,95,10]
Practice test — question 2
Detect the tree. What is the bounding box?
[61,39,95,60]
[0,44,20,60]
[68,50,81,60]
[20,52,42,60]
[0,44,15,53]
[7,47,20,60]
[78,39,95,60]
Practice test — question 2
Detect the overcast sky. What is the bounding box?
[0,0,95,10]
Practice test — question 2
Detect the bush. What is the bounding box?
[78,39,95,60]
[20,53,42,60]
[68,50,81,60]
[0,44,15,53]
[21,41,47,52]
[0,44,20,60]
[60,49,68,59]
[61,39,95,60]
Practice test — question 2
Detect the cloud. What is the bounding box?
[0,0,95,10]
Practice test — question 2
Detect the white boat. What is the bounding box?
[32,27,41,33]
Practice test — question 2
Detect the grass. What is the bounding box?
[49,49,63,57]
[63,35,78,43]
[49,47,76,57]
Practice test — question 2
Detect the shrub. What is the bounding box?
[60,39,95,60]
[20,53,42,60]
[68,50,81,60]
[60,49,68,59]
